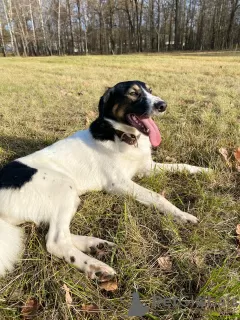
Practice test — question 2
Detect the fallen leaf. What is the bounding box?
[233,148,240,162]
[21,298,40,319]
[84,110,97,126]
[236,224,240,242]
[99,279,118,291]
[62,284,72,306]
[234,148,240,172]
[157,256,172,272]
[219,148,232,168]
[85,116,90,125]
[81,303,100,312]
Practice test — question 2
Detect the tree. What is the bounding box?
[0,0,239,56]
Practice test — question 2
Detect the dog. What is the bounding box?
[0,80,211,281]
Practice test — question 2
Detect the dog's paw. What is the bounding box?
[89,241,115,261]
[176,211,199,224]
[86,260,116,282]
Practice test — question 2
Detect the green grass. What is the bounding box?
[0,52,240,319]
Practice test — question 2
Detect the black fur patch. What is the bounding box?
[90,118,115,142]
[0,161,37,190]
[70,256,75,263]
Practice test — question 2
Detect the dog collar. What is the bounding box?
[115,130,140,147]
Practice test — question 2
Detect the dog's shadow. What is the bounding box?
[0,135,55,165]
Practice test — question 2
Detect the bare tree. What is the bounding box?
[226,0,240,47]
[0,17,6,56]
[0,0,239,56]
[1,0,19,55]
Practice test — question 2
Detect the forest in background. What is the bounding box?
[0,0,239,57]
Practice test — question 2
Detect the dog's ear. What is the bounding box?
[98,87,113,118]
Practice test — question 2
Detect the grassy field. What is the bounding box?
[0,52,239,320]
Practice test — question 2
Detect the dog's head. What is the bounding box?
[97,80,167,147]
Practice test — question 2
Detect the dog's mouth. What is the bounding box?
[126,114,161,147]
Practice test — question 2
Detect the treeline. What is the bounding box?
[0,0,239,57]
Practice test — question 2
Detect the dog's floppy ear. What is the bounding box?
[98,87,113,118]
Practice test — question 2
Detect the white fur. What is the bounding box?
[0,118,211,278]
[0,219,24,275]
[142,88,164,107]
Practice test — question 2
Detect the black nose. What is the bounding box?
[154,101,167,112]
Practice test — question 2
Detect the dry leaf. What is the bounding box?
[157,256,172,272]
[234,148,240,172]
[84,110,97,126]
[21,298,40,319]
[81,303,100,312]
[62,284,72,306]
[99,279,118,291]
[236,224,240,255]
[236,224,240,242]
[219,148,232,168]
[234,148,240,162]
[85,116,90,125]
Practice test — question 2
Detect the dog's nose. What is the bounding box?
[154,100,167,112]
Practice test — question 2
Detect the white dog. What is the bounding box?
[0,81,210,281]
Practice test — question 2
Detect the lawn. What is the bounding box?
[0,52,239,319]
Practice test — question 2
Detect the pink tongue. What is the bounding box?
[141,118,162,147]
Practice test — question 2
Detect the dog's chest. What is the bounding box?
[112,136,152,178]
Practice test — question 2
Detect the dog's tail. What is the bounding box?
[0,218,24,276]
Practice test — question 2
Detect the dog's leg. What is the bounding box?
[71,235,115,254]
[46,188,116,282]
[145,161,212,175]
[107,179,198,224]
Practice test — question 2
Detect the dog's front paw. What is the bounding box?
[86,260,116,282]
[176,211,199,224]
[89,241,115,261]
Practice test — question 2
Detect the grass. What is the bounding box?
[0,52,240,319]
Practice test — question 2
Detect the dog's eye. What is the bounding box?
[129,91,138,96]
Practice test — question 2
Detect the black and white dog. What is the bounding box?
[0,81,211,281]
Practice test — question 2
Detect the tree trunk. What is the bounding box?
[14,1,28,56]
[174,0,179,49]
[0,19,6,56]
[37,0,49,54]
[77,0,82,54]
[226,0,240,48]
[29,0,38,55]
[66,0,74,54]
[2,0,19,55]
[58,0,61,55]
[169,3,174,50]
